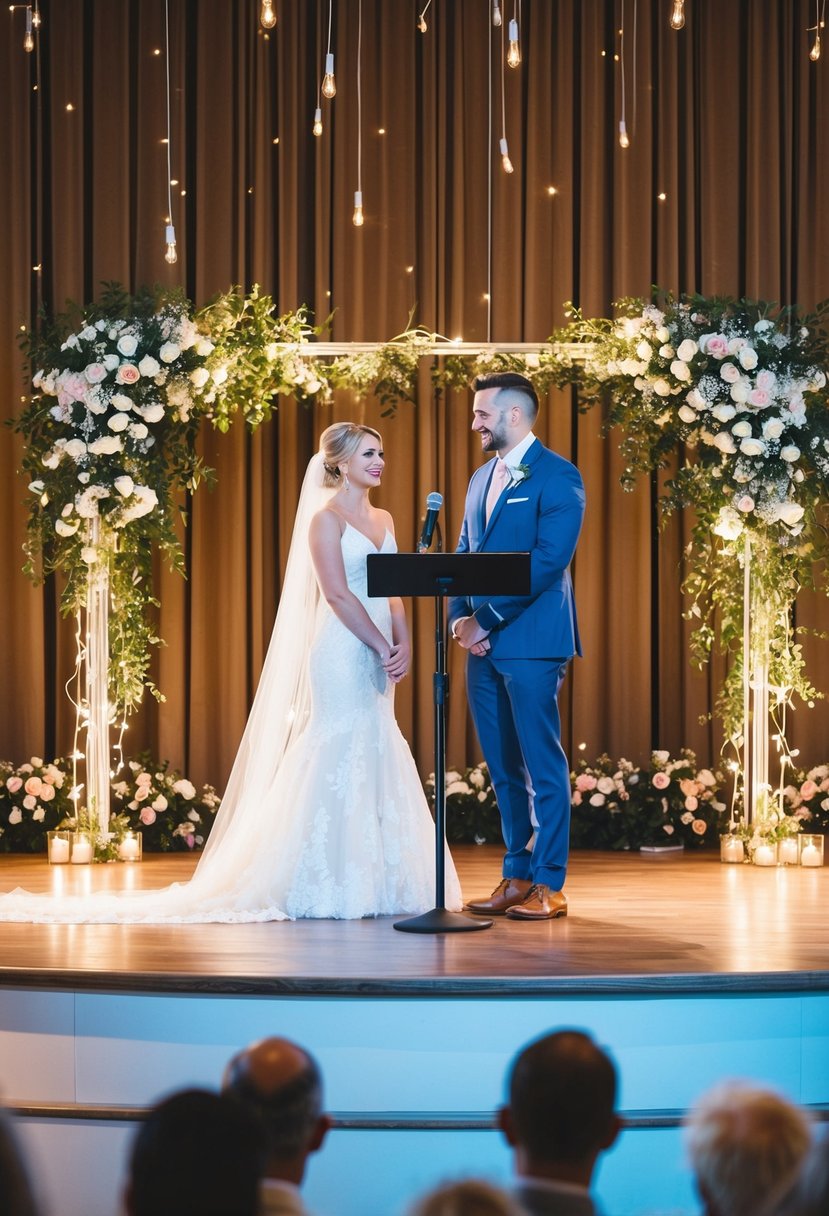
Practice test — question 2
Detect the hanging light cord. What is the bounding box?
[326,0,333,58]
[487,12,493,340]
[619,0,627,136]
[356,0,362,196]
[164,0,174,232]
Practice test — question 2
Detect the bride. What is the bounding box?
[0,422,462,922]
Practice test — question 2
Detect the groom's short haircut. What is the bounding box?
[507,1029,618,1163]
[473,371,539,423]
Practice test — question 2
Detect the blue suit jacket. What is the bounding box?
[449,438,585,660]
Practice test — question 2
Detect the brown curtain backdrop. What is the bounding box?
[1,0,828,791]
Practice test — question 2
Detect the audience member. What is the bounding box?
[408,1178,525,1216]
[499,1029,621,1216]
[124,1087,264,1216]
[685,1081,812,1216]
[0,1108,42,1216]
[223,1037,331,1216]
[774,1132,829,1216]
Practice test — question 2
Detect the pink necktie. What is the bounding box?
[485,459,510,524]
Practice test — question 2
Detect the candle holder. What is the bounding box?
[798,834,824,868]
[47,830,73,864]
[117,831,142,863]
[720,834,745,864]
[751,839,778,867]
[70,830,95,865]
[777,836,799,866]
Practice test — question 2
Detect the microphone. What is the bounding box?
[417,491,443,552]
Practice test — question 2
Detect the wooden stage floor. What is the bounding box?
[0,846,827,996]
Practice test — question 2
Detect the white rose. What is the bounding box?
[730,381,749,404]
[735,495,755,513]
[55,518,80,537]
[780,445,800,462]
[128,422,149,440]
[42,450,62,469]
[141,403,165,423]
[653,379,671,397]
[671,360,691,382]
[763,417,785,441]
[754,319,774,333]
[190,367,210,389]
[28,479,45,494]
[677,338,698,361]
[114,475,135,497]
[713,432,737,453]
[172,779,197,800]
[731,420,752,438]
[159,342,181,363]
[81,546,98,563]
[79,326,97,342]
[8,809,22,825]
[116,334,138,357]
[63,439,87,460]
[712,404,736,422]
[33,807,46,822]
[659,344,675,359]
[597,776,616,795]
[678,405,697,423]
[211,365,229,386]
[720,362,741,384]
[152,794,168,812]
[195,339,214,357]
[138,355,160,378]
[88,435,123,455]
[686,388,707,411]
[738,346,759,370]
[739,438,765,457]
[772,502,805,527]
[111,393,133,411]
[636,340,652,361]
[103,353,120,371]
[589,793,606,807]
[107,412,131,432]
[655,326,671,343]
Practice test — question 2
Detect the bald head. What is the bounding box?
[222,1038,328,1179]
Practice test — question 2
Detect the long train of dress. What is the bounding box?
[0,525,462,923]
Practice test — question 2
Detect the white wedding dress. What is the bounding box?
[0,465,462,923]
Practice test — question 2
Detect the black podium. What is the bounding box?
[367,551,531,933]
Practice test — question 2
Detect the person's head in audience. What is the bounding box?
[222,1037,331,1186]
[0,1108,42,1216]
[774,1132,829,1216]
[124,1088,263,1216]
[685,1081,812,1216]
[408,1179,526,1216]
[499,1029,621,1187]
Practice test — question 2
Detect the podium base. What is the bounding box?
[393,907,493,933]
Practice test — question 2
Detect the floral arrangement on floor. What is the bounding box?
[550,294,829,748]
[0,754,220,856]
[425,762,502,844]
[782,764,829,835]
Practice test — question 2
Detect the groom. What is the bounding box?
[449,372,585,920]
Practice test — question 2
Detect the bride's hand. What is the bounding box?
[383,640,410,682]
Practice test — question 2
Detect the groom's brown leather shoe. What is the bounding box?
[505,884,567,920]
[465,877,533,915]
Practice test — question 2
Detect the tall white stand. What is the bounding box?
[84,518,111,835]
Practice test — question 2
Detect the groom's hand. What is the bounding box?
[454,615,490,650]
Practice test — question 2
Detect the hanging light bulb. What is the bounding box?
[492,2,502,27]
[669,0,685,30]
[23,6,34,51]
[164,223,178,264]
[618,120,630,149]
[31,2,41,26]
[507,18,521,67]
[352,190,364,227]
[322,52,336,98]
[312,107,323,136]
[260,0,276,29]
[417,12,427,32]
[810,33,821,61]
[499,137,514,174]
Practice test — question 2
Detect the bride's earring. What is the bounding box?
[343,471,350,490]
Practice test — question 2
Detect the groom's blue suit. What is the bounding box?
[449,437,585,888]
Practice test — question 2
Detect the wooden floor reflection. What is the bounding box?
[0,847,826,995]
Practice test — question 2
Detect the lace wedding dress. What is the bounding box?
[0,470,462,923]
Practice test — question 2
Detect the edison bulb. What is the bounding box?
[507,18,521,66]
[499,137,514,174]
[24,29,34,51]
[669,0,685,29]
[810,35,821,61]
[417,14,427,32]
[352,191,364,227]
[312,107,323,137]
[260,0,276,29]
[618,120,630,149]
[492,3,502,27]
[164,224,178,265]
[322,52,336,98]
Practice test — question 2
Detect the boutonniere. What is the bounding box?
[511,463,531,485]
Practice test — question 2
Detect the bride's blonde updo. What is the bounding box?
[320,422,382,488]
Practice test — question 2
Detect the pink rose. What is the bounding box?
[652,772,670,790]
[679,778,699,798]
[116,364,140,385]
[24,776,43,797]
[572,790,583,805]
[749,389,770,408]
[719,362,741,384]
[684,796,699,811]
[756,369,776,391]
[184,834,195,849]
[23,794,37,811]
[139,807,157,825]
[134,786,150,801]
[692,819,707,835]
[39,784,55,802]
[736,495,755,513]
[800,779,819,800]
[6,776,23,793]
[84,363,108,383]
[705,335,729,359]
[575,774,598,792]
